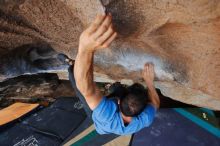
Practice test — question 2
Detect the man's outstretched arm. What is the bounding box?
[74,14,117,110]
[142,63,160,109]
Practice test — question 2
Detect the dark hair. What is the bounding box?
[107,83,149,117]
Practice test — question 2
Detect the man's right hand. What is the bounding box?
[142,63,155,86]
[78,14,117,54]
[142,63,160,109]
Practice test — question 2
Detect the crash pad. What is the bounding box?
[0,97,87,146]
[131,108,220,146]
[0,124,61,146]
[0,102,39,126]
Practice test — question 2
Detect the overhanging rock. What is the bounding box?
[0,0,219,110]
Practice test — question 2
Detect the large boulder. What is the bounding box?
[0,0,219,110]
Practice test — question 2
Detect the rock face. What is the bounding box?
[0,73,75,108]
[0,0,219,110]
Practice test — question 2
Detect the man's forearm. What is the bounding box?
[73,14,116,110]
[146,82,160,109]
[74,51,95,97]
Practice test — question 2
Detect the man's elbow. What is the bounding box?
[157,100,160,108]
[154,102,160,109]
[151,100,160,109]
[76,83,95,97]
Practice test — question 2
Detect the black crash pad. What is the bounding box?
[0,97,87,146]
[0,123,61,146]
[22,98,86,139]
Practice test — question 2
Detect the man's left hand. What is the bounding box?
[78,14,117,54]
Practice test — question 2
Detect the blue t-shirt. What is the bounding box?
[92,97,156,135]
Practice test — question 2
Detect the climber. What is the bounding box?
[74,13,160,135]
